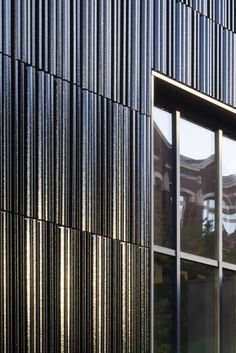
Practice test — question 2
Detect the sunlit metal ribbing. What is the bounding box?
[0,213,149,352]
[60,228,65,353]
[2,213,7,353]
[26,221,31,352]
[39,222,43,353]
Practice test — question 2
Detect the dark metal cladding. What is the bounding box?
[0,0,152,115]
[0,212,149,353]
[0,55,151,244]
[178,0,236,31]
[0,0,152,343]
[0,56,12,212]
[154,0,236,108]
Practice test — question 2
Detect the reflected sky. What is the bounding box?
[222,136,236,176]
[222,136,236,238]
[153,107,172,144]
[180,119,214,159]
[180,117,216,258]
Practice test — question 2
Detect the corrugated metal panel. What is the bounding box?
[177,0,236,31]
[0,1,152,352]
[0,0,152,115]
[154,0,236,108]
[175,2,192,85]
[154,0,168,74]
[0,53,151,246]
[0,212,149,353]
[0,55,12,212]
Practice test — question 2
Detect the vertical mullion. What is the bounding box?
[216,129,222,353]
[175,110,181,353]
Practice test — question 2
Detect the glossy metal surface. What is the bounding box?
[0,212,150,352]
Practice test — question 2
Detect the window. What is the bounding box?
[152,72,236,353]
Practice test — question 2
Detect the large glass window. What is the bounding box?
[180,118,216,258]
[153,75,236,353]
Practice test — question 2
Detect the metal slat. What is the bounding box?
[62,0,70,81]
[3,0,11,56]
[56,0,62,78]
[140,0,148,114]
[25,67,37,218]
[43,0,48,71]
[104,0,112,98]
[49,0,56,75]
[97,0,104,95]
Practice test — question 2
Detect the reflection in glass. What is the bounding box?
[153,107,173,248]
[222,136,236,264]
[180,119,216,258]
[181,261,218,353]
[154,254,175,353]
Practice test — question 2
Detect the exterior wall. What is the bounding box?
[0,0,235,352]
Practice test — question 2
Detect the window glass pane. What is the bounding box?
[154,253,175,353]
[153,107,174,248]
[181,260,218,353]
[222,270,236,353]
[222,136,236,264]
[180,118,216,258]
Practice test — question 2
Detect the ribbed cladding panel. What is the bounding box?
[175,2,192,86]
[0,212,149,353]
[0,55,12,212]
[154,0,170,75]
[70,91,151,246]
[0,55,151,247]
[0,0,152,115]
[0,0,152,352]
[178,0,236,32]
[154,0,236,108]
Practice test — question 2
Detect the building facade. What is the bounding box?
[0,0,236,352]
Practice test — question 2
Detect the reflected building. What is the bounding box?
[223,173,236,262]
[154,117,236,261]
[154,109,173,248]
